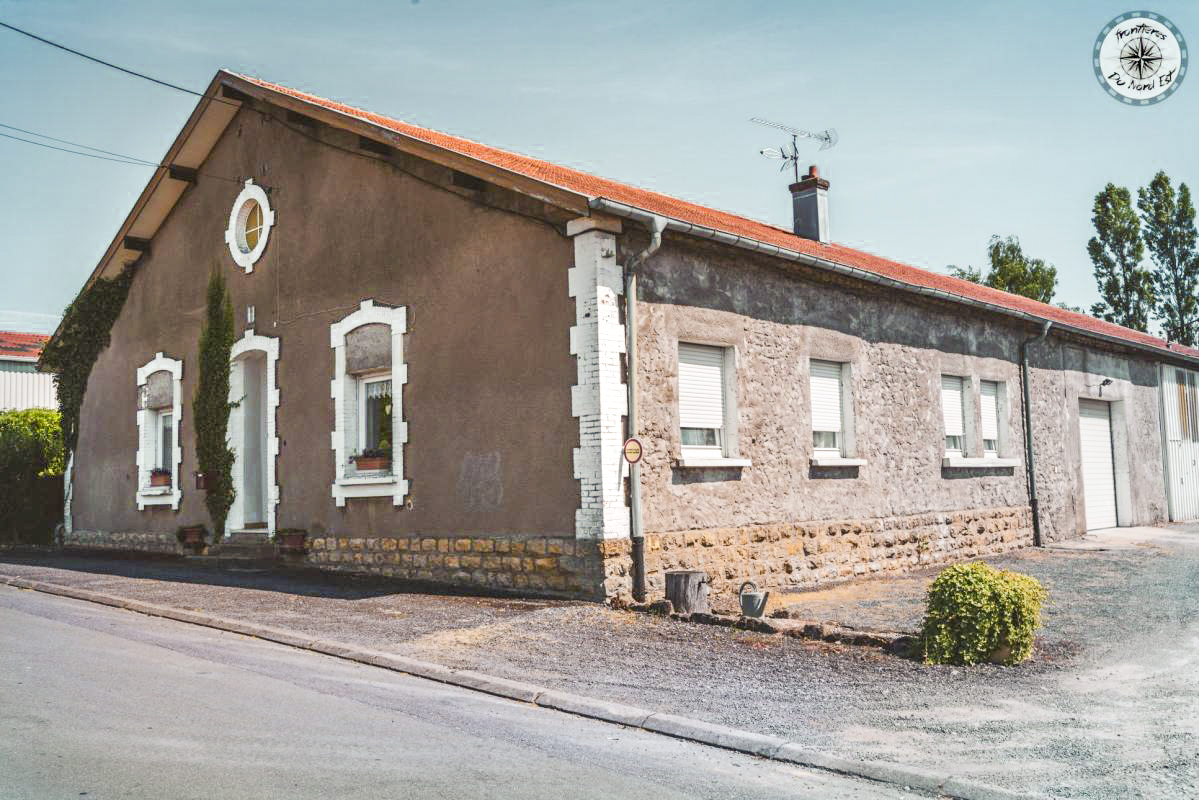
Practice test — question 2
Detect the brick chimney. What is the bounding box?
[790,165,829,243]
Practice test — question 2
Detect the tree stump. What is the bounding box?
[665,570,710,616]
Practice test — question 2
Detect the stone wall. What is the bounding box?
[632,236,1168,543]
[305,534,605,599]
[64,529,180,555]
[600,505,1033,608]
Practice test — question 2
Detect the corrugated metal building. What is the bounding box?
[0,331,56,411]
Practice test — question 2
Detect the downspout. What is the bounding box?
[622,212,667,602]
[1021,321,1052,547]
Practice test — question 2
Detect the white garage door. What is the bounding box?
[1079,399,1118,530]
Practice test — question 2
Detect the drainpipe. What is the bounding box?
[621,212,667,602]
[1021,321,1052,547]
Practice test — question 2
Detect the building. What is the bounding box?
[51,71,1193,603]
[1,331,56,411]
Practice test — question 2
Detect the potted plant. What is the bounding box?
[276,528,308,554]
[353,446,391,472]
[149,468,172,487]
[176,524,207,554]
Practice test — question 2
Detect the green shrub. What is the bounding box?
[0,409,65,544]
[919,561,1047,666]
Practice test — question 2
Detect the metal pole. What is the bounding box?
[1021,321,1051,547]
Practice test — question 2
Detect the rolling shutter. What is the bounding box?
[941,375,965,437]
[1079,399,1118,530]
[810,361,843,433]
[980,380,999,446]
[678,343,725,432]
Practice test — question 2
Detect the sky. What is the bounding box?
[1,0,1197,335]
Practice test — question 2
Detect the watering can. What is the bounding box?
[738,581,769,618]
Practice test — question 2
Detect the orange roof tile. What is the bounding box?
[237,74,1197,361]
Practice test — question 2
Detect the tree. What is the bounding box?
[1088,183,1153,331]
[948,265,982,283]
[983,235,1057,303]
[194,269,236,537]
[947,236,1057,303]
[1138,171,1199,345]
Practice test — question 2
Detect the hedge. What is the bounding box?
[0,409,65,545]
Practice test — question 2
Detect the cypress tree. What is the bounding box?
[1088,183,1153,331]
[194,269,236,536]
[1139,171,1199,345]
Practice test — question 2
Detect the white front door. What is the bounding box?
[1079,399,1118,530]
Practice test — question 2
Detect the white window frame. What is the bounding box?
[809,359,865,467]
[225,179,275,272]
[330,300,408,506]
[676,342,749,468]
[136,353,183,510]
[941,374,1020,469]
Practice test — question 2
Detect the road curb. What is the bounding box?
[0,573,1042,800]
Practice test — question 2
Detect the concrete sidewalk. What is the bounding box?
[3,525,1197,799]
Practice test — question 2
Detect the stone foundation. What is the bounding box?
[64,529,181,555]
[600,506,1034,608]
[305,534,604,599]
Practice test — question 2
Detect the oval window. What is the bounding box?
[225,179,274,271]
[237,199,263,253]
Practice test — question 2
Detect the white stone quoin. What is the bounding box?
[226,331,281,535]
[568,217,629,540]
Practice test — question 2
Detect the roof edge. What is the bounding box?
[591,197,1199,369]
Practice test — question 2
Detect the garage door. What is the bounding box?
[1079,399,1118,530]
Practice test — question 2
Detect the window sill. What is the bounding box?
[138,486,172,497]
[942,457,1020,469]
[810,456,867,467]
[675,456,752,469]
[337,475,397,486]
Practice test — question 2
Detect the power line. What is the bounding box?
[0,126,242,183]
[0,130,158,166]
[0,21,238,107]
[0,122,160,165]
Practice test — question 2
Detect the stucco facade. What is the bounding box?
[68,99,598,594]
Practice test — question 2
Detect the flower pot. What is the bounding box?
[149,472,171,487]
[353,456,391,472]
[178,525,206,553]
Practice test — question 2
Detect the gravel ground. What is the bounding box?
[3,526,1197,799]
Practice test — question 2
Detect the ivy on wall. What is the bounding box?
[194,269,236,536]
[40,267,135,453]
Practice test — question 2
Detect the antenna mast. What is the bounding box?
[750,117,838,183]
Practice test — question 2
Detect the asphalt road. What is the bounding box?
[0,587,916,800]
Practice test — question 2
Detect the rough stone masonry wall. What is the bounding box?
[305,534,604,599]
[600,506,1033,608]
[64,529,180,555]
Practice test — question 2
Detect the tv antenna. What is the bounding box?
[751,117,838,183]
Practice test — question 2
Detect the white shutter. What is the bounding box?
[1079,399,1118,530]
[678,344,725,431]
[137,409,155,488]
[980,381,1000,442]
[343,374,359,457]
[810,360,843,433]
[941,375,964,437]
